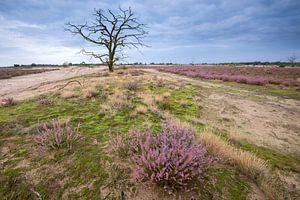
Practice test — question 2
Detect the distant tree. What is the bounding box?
[66,7,148,72]
[287,55,297,67]
[62,62,69,66]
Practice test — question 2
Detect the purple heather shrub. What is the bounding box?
[129,120,214,193]
[35,119,81,151]
[126,80,140,90]
[156,66,300,87]
[39,98,54,105]
[0,97,16,107]
[245,77,268,85]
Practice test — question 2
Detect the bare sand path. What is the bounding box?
[0,66,105,100]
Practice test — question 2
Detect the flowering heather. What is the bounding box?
[35,119,81,151]
[152,65,300,87]
[130,120,214,193]
[0,97,15,107]
[39,98,54,105]
[126,80,140,90]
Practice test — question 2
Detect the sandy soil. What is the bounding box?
[0,66,106,100]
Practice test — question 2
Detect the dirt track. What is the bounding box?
[0,66,105,100]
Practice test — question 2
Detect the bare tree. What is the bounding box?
[287,55,297,67]
[65,7,148,72]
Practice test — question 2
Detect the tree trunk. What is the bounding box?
[108,53,114,72]
[108,62,114,72]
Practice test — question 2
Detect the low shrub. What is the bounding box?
[109,134,130,158]
[129,120,214,194]
[129,70,144,76]
[35,119,81,151]
[60,90,79,99]
[0,97,15,107]
[135,105,147,114]
[83,88,98,98]
[126,80,140,90]
[39,98,54,105]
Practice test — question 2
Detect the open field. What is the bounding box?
[0,66,300,199]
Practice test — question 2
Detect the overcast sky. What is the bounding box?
[0,0,299,66]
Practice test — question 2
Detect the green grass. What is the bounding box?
[155,86,200,119]
[200,165,249,200]
[0,168,34,200]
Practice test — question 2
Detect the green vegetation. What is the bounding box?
[201,166,249,200]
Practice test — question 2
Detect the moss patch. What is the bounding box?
[199,165,249,200]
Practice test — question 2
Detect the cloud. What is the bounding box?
[0,0,299,65]
[0,15,89,65]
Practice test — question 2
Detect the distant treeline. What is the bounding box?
[217,61,300,67]
[3,61,299,68]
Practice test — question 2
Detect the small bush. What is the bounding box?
[83,88,98,98]
[129,120,214,193]
[109,134,130,158]
[135,105,147,114]
[35,119,81,151]
[129,70,144,76]
[39,98,54,105]
[0,97,15,107]
[126,80,140,90]
[60,90,79,99]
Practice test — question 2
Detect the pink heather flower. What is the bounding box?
[35,119,81,151]
[129,119,215,194]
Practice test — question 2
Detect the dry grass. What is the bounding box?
[162,92,171,99]
[137,92,154,106]
[60,90,79,99]
[154,95,163,104]
[197,132,284,199]
[197,132,269,180]
[83,87,98,98]
[108,89,128,108]
[135,105,148,114]
[178,99,190,107]
[228,131,243,144]
[100,104,116,115]
[100,88,129,115]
